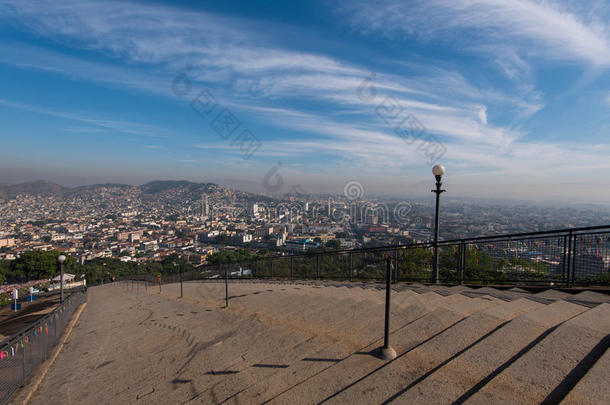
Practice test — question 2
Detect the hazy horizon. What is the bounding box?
[3,175,610,211]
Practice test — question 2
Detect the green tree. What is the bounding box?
[12,250,76,281]
[207,249,256,264]
[325,239,341,250]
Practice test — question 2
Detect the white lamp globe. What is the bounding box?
[432,165,445,177]
[57,255,66,263]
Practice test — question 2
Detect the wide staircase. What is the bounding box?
[145,280,610,405]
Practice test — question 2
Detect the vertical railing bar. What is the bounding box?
[566,231,576,288]
[225,264,229,308]
[562,234,568,286]
[393,247,398,284]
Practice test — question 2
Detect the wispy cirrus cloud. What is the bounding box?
[3,0,608,201]
[0,0,538,150]
[339,0,610,66]
[0,98,165,138]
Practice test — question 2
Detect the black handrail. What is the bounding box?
[121,224,610,287]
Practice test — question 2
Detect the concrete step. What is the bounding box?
[305,285,388,303]
[565,291,610,307]
[463,287,526,301]
[323,297,542,404]
[390,299,588,404]
[535,289,574,301]
[228,294,469,404]
[186,334,334,404]
[464,303,610,404]
[265,295,501,405]
[229,287,325,314]
[560,338,610,405]
[228,340,358,404]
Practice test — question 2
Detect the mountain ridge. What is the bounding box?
[0,179,221,198]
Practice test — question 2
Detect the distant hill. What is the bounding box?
[0,179,221,198]
[0,180,68,198]
[72,183,133,191]
[139,180,218,194]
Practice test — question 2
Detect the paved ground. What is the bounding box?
[25,280,610,404]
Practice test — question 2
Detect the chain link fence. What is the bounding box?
[0,289,87,404]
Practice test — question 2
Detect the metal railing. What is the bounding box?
[0,289,87,404]
[126,225,610,287]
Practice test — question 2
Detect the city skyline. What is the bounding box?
[2,1,610,203]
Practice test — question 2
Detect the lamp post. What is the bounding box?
[431,165,446,284]
[57,255,66,303]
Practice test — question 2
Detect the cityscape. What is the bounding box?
[0,0,609,404]
[1,179,609,271]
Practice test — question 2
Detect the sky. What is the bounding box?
[1,0,610,203]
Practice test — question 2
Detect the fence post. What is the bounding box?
[316,255,320,279]
[567,230,573,288]
[459,242,465,284]
[290,257,294,280]
[393,247,398,284]
[42,322,46,360]
[349,252,353,282]
[562,234,568,286]
[225,264,229,308]
[22,334,26,386]
[570,235,578,286]
[271,259,274,279]
[179,267,183,298]
[379,254,396,360]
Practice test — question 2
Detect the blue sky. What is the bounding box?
[1,0,610,203]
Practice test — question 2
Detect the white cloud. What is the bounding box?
[2,0,608,201]
[477,105,488,125]
[0,98,165,138]
[341,0,610,66]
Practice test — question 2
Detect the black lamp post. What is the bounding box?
[431,165,446,284]
[57,255,66,303]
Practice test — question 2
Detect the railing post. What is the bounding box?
[349,252,353,282]
[22,334,26,386]
[570,235,578,285]
[225,264,229,308]
[562,234,568,286]
[567,230,573,288]
[290,257,294,280]
[316,254,320,279]
[179,267,183,298]
[271,259,274,279]
[393,247,398,284]
[42,321,46,360]
[379,254,396,360]
[459,241,465,285]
